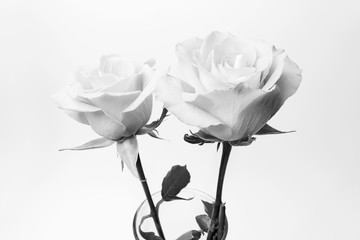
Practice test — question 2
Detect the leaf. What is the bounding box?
[161,165,191,201]
[255,124,295,135]
[176,230,202,240]
[139,231,163,240]
[59,138,115,151]
[201,200,214,217]
[195,214,211,232]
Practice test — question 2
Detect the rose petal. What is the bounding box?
[176,43,206,92]
[116,136,139,178]
[261,47,287,91]
[123,65,166,113]
[156,76,223,128]
[100,55,135,78]
[121,95,153,135]
[168,103,223,128]
[144,59,156,68]
[276,56,302,99]
[101,66,153,94]
[184,83,263,130]
[179,37,203,56]
[201,31,228,65]
[88,91,141,123]
[63,110,89,125]
[217,65,256,83]
[197,65,232,91]
[212,43,238,66]
[243,72,261,90]
[52,89,100,112]
[85,111,128,140]
[253,40,273,73]
[155,76,195,108]
[202,123,233,141]
[88,74,119,90]
[230,86,284,141]
[221,36,257,67]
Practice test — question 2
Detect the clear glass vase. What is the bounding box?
[133,188,227,240]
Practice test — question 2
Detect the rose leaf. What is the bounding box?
[161,165,191,201]
[139,230,163,240]
[176,230,202,240]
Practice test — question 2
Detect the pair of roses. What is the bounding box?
[53,31,302,178]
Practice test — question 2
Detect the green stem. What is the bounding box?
[136,154,166,239]
[207,142,232,240]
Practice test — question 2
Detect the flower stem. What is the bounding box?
[136,154,166,239]
[207,142,232,240]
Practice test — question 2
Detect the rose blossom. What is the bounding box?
[53,55,157,177]
[156,31,302,144]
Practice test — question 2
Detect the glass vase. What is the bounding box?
[133,188,227,240]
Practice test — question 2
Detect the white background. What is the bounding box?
[1,0,359,239]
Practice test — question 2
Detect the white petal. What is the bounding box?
[156,77,223,128]
[121,95,153,135]
[100,55,135,78]
[155,75,195,108]
[85,111,128,140]
[217,65,256,83]
[179,37,203,56]
[100,67,150,94]
[116,136,139,178]
[88,91,141,123]
[63,110,89,125]
[201,31,228,65]
[276,56,302,99]
[262,48,287,91]
[221,36,257,66]
[244,72,262,90]
[253,40,273,72]
[144,59,156,68]
[168,103,223,128]
[198,65,232,91]
[123,65,167,112]
[230,86,284,141]
[88,74,118,90]
[176,43,206,92]
[52,88,100,112]
[184,83,263,128]
[202,123,233,141]
[212,43,238,66]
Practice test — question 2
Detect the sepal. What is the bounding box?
[59,138,115,151]
[136,108,168,135]
[116,135,139,178]
[255,124,295,135]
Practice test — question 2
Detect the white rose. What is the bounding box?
[53,55,158,177]
[156,31,302,143]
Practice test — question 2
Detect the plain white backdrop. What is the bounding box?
[1,0,359,239]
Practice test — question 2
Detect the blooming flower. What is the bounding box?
[53,55,159,177]
[156,31,302,144]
